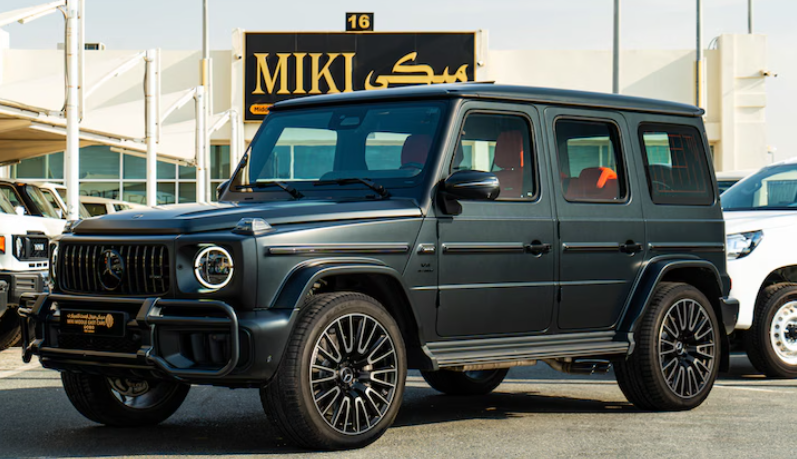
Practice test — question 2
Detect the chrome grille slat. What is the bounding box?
[59,243,170,296]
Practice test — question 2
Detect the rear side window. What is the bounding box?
[555,119,626,203]
[640,123,713,205]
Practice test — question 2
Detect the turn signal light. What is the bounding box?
[0,236,5,254]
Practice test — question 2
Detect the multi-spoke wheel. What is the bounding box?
[310,313,399,435]
[262,292,406,450]
[421,368,508,396]
[658,298,716,398]
[61,373,190,426]
[745,283,797,378]
[615,282,721,411]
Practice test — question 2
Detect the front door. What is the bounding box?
[436,103,556,337]
[544,108,647,330]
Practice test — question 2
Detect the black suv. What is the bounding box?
[20,84,739,450]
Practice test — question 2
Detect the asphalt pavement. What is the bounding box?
[0,348,794,458]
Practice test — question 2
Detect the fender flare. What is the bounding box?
[618,257,724,334]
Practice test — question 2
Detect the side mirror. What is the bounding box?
[14,206,26,216]
[216,180,230,201]
[439,170,501,214]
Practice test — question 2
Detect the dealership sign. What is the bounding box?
[243,32,476,121]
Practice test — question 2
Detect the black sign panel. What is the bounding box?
[346,13,374,31]
[243,32,476,121]
[60,310,127,337]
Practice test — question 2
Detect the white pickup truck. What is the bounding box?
[0,192,52,349]
[723,157,797,377]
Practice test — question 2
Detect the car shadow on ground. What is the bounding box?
[0,378,636,457]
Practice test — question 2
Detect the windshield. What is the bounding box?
[24,185,61,218]
[231,101,446,197]
[722,164,797,210]
[0,191,15,214]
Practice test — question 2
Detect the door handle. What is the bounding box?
[619,241,643,254]
[526,241,552,256]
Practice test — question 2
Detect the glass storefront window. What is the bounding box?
[14,151,63,180]
[80,181,120,199]
[210,145,230,180]
[122,182,146,204]
[178,182,196,203]
[157,183,176,204]
[124,154,177,180]
[79,146,119,179]
[179,164,196,179]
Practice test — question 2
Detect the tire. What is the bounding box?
[61,372,190,427]
[0,308,21,350]
[261,292,407,450]
[744,283,797,378]
[615,282,721,411]
[421,369,508,395]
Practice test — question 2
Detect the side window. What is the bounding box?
[555,119,626,202]
[452,113,535,200]
[639,123,713,205]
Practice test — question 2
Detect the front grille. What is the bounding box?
[60,244,170,295]
[57,333,142,354]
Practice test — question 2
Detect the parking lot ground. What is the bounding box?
[0,348,795,458]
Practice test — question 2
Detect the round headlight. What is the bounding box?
[194,246,234,290]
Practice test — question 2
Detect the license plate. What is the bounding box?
[60,310,126,337]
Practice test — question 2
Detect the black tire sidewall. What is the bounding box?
[751,286,797,378]
[292,294,407,449]
[641,285,721,409]
[0,309,21,350]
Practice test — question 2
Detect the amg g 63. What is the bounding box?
[20,84,738,450]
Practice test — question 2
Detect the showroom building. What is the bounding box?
[0,26,769,205]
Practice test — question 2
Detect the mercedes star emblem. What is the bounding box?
[99,249,125,291]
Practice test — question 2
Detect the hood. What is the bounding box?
[724,210,797,234]
[72,199,423,235]
[0,213,61,238]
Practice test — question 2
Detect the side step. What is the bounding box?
[426,331,629,369]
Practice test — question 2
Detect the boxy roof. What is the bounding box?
[273,83,703,117]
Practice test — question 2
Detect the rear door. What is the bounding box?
[544,108,647,330]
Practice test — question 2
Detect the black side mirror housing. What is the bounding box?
[439,170,501,214]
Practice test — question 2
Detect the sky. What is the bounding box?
[2,0,795,163]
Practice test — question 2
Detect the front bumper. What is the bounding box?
[0,269,47,310]
[720,296,740,335]
[19,293,298,386]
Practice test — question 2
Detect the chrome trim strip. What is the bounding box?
[562,242,621,253]
[442,242,526,253]
[268,243,410,255]
[648,242,725,253]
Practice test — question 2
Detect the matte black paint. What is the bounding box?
[20,84,735,386]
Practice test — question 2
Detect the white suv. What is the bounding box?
[723,157,797,377]
[0,192,50,350]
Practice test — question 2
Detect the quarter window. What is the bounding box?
[640,124,713,205]
[452,113,535,200]
[555,119,626,203]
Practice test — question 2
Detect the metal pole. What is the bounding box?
[201,0,212,202]
[748,0,753,34]
[65,0,80,220]
[229,109,239,168]
[696,0,704,107]
[78,0,84,120]
[612,0,620,94]
[145,49,157,207]
[195,86,207,204]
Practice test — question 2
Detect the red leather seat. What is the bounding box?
[492,131,525,198]
[400,134,432,168]
[565,167,619,200]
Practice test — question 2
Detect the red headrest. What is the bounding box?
[401,134,432,165]
[579,167,617,189]
[493,131,524,170]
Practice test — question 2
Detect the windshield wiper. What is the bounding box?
[235,181,304,199]
[313,178,390,199]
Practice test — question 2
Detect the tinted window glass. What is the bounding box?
[555,119,625,202]
[0,185,26,213]
[640,124,713,205]
[452,113,535,200]
[83,203,107,216]
[722,164,797,210]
